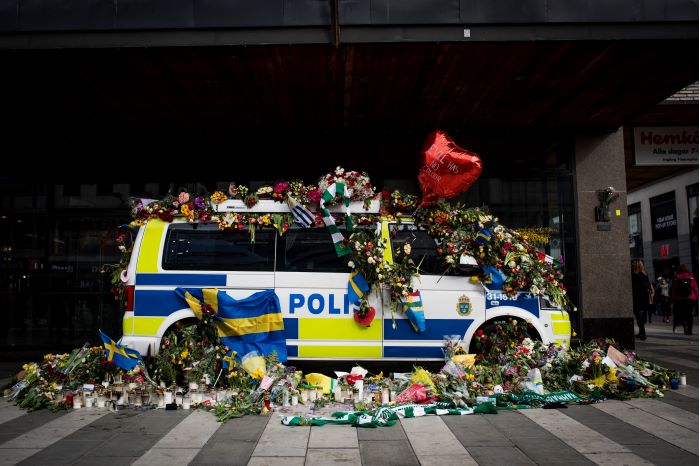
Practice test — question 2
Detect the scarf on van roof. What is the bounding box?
[319,182,353,257]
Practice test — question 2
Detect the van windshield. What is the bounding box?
[391,224,462,276]
[162,224,275,271]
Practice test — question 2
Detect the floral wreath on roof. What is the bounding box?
[318,167,376,205]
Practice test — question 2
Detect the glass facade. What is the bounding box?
[687,183,699,276]
[0,145,578,351]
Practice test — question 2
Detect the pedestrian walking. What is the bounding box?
[671,265,698,335]
[631,259,652,340]
[656,277,672,323]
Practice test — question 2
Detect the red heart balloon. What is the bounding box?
[353,306,376,327]
[418,130,482,206]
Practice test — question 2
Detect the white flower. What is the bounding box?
[377,274,383,280]
[347,261,355,268]
[367,257,375,264]
[508,261,516,268]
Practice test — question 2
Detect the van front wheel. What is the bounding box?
[468,317,540,354]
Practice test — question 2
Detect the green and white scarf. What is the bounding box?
[281,401,497,428]
[319,181,354,257]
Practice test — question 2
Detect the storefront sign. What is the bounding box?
[651,202,677,242]
[634,127,699,166]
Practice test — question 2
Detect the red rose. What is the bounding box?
[476,329,484,337]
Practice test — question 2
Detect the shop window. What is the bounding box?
[163,225,275,272]
[628,202,643,258]
[649,191,677,242]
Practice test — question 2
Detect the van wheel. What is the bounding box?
[468,317,541,354]
[160,318,198,348]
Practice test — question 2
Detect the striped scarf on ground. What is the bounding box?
[319,181,353,257]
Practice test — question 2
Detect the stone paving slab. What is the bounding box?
[0,409,107,449]
[417,453,478,466]
[657,389,699,413]
[623,398,698,432]
[72,456,139,466]
[190,438,259,466]
[252,415,309,457]
[442,414,513,447]
[0,403,26,427]
[621,443,700,466]
[308,423,358,448]
[593,400,699,455]
[465,445,535,466]
[582,452,655,466]
[149,409,221,450]
[208,414,269,442]
[400,416,472,457]
[484,409,554,439]
[90,432,163,457]
[356,422,407,441]
[521,409,633,454]
[0,410,69,445]
[564,401,699,465]
[0,449,41,466]
[246,457,305,466]
[359,439,420,466]
[17,439,100,466]
[132,447,200,466]
[306,447,361,466]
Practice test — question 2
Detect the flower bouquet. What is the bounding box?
[318,166,376,205]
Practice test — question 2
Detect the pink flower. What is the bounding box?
[274,181,289,194]
[178,192,190,204]
[307,189,322,203]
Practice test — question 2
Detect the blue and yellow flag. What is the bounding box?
[99,330,141,371]
[175,288,287,362]
[482,265,507,286]
[348,270,369,305]
[401,290,426,333]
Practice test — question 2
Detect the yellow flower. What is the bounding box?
[180,349,189,359]
[251,368,265,380]
[181,204,193,219]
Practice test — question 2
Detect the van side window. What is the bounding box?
[278,228,349,273]
[162,225,275,271]
[392,225,458,276]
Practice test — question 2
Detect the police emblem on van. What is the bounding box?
[457,295,472,316]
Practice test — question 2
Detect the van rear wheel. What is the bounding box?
[468,317,540,354]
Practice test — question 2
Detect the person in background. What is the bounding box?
[671,265,698,335]
[631,259,652,340]
[656,277,672,324]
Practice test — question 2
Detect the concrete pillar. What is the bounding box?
[574,129,635,348]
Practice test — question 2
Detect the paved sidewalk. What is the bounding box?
[0,323,697,465]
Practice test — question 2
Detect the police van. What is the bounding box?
[120,199,571,360]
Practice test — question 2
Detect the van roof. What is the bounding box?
[213,198,380,214]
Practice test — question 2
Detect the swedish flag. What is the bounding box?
[175,288,287,362]
[348,270,369,305]
[482,265,507,286]
[401,290,426,333]
[99,330,141,371]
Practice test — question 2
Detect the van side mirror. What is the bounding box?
[458,254,480,276]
